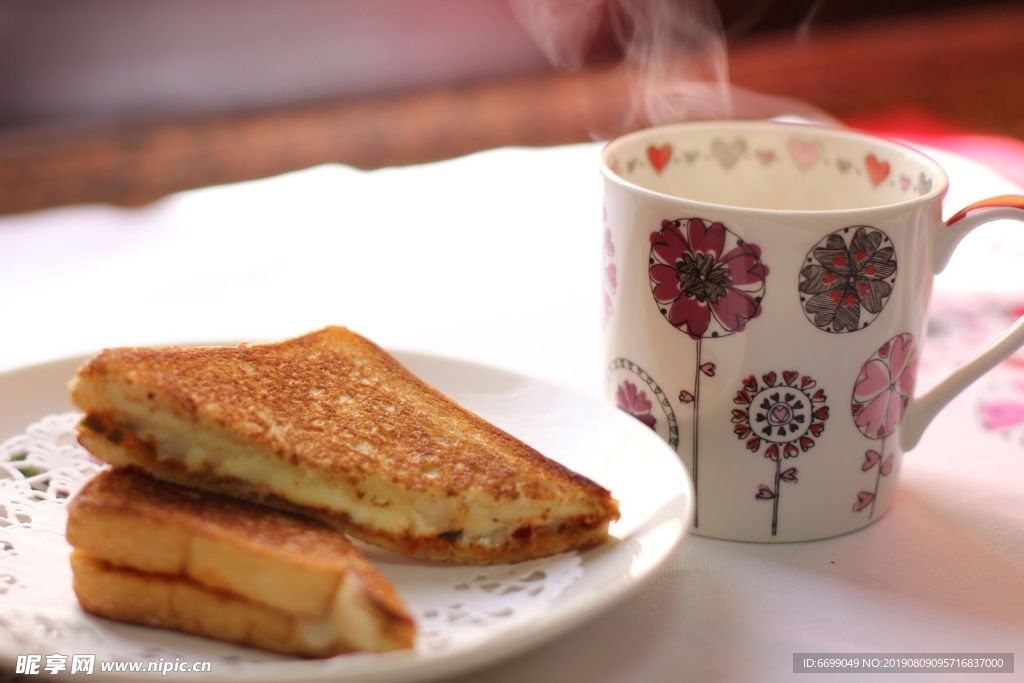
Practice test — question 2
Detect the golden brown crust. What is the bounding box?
[66,468,415,655]
[70,552,411,658]
[67,467,394,575]
[69,326,620,564]
[71,328,606,498]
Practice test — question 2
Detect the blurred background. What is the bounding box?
[0,0,1021,215]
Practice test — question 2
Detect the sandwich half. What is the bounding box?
[66,467,415,656]
[69,326,620,564]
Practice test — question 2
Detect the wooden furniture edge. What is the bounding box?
[0,3,1020,215]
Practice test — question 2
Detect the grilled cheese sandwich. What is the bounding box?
[66,468,415,656]
[69,326,620,564]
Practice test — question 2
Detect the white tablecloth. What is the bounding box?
[1,140,1022,682]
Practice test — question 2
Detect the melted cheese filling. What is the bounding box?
[115,412,576,548]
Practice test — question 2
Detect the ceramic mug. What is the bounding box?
[600,119,1024,542]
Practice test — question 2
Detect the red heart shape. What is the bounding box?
[862,449,881,471]
[854,360,892,401]
[783,370,799,385]
[604,262,617,289]
[865,154,891,187]
[647,144,672,173]
[788,138,821,170]
[854,491,874,512]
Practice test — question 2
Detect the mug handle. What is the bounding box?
[902,195,1024,450]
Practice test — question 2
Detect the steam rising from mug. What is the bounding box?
[510,0,836,132]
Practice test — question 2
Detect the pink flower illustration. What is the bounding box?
[649,218,768,340]
[616,380,657,430]
[851,333,917,517]
[852,333,918,439]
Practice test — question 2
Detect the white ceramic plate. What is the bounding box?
[0,349,693,682]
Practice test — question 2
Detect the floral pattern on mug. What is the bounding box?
[649,217,769,528]
[650,218,768,339]
[732,370,829,536]
[799,226,896,333]
[608,358,679,449]
[851,333,918,517]
[616,380,656,430]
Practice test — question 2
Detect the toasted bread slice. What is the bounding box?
[69,326,619,564]
[66,468,415,656]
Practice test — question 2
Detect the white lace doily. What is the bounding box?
[0,412,583,669]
